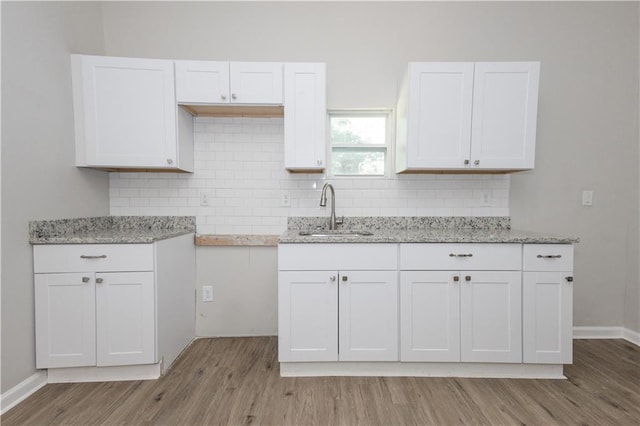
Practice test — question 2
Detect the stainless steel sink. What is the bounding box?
[298,230,374,237]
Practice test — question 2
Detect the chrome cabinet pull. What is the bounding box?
[449,253,473,258]
[537,254,562,259]
[80,255,107,259]
[566,276,574,282]
[464,159,470,165]
[465,275,472,282]
[342,276,348,282]
[82,276,90,283]
[453,276,460,282]
[96,278,104,284]
[329,276,336,282]
[232,93,237,100]
[221,94,227,100]
[167,158,174,165]
[474,160,480,165]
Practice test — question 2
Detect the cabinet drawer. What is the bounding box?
[278,244,397,271]
[34,244,154,273]
[400,243,521,270]
[523,244,573,271]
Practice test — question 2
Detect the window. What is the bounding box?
[329,110,391,177]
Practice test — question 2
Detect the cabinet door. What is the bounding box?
[460,271,522,363]
[95,272,155,366]
[406,62,474,169]
[75,55,177,168]
[523,272,573,364]
[175,60,230,104]
[400,271,460,362]
[230,62,283,104]
[470,62,539,170]
[34,273,96,368]
[278,271,338,362]
[283,63,326,171]
[339,271,398,361]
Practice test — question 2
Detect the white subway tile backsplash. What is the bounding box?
[109,117,510,234]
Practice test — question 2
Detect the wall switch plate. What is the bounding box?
[281,191,291,207]
[202,285,213,302]
[582,190,593,206]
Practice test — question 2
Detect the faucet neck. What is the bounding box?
[320,183,338,230]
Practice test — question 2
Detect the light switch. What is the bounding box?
[582,190,593,206]
[202,285,213,302]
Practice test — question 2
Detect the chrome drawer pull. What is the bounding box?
[537,254,562,259]
[80,255,107,259]
[449,253,473,257]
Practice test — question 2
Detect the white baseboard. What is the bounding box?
[574,326,640,346]
[47,363,161,383]
[0,371,47,415]
[623,328,640,346]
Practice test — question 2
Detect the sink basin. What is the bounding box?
[298,230,374,237]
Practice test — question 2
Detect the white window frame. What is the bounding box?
[327,109,394,179]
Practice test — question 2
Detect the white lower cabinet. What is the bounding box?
[460,271,522,363]
[95,272,155,366]
[339,270,398,361]
[400,270,522,363]
[400,271,460,362]
[522,244,574,364]
[400,244,522,363]
[279,241,574,377]
[35,271,155,368]
[278,270,338,362]
[34,273,97,368]
[33,234,196,379]
[278,244,398,362]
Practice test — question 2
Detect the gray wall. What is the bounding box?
[101,1,640,334]
[1,2,109,392]
[626,5,640,334]
[196,247,277,337]
[1,0,638,395]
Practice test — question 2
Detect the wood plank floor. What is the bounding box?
[3,337,639,425]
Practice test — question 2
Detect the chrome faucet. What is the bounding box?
[319,183,343,230]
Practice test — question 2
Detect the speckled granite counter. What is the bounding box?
[29,216,195,244]
[279,216,579,244]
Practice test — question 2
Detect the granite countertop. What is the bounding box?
[29,216,196,244]
[278,216,579,244]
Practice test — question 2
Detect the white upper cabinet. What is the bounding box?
[230,62,283,104]
[175,60,283,104]
[470,63,539,169]
[72,55,193,172]
[396,61,539,172]
[283,63,327,171]
[175,60,230,104]
[401,62,474,170]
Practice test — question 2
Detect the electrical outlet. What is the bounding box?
[281,191,291,207]
[582,190,593,206]
[479,190,491,207]
[202,285,213,302]
[200,191,213,206]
